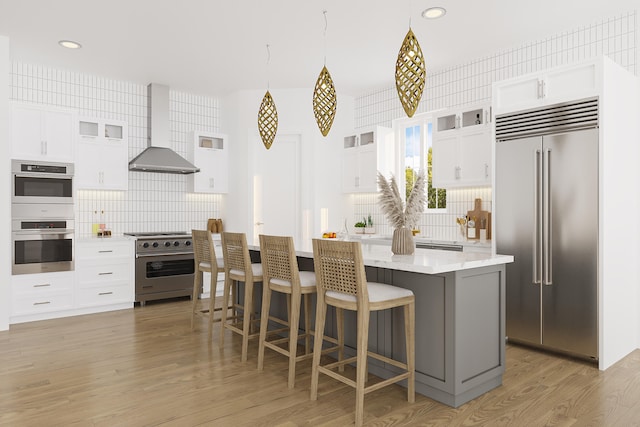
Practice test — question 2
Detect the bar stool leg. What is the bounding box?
[241,281,254,362]
[257,282,272,371]
[208,271,217,337]
[355,307,370,427]
[191,269,203,331]
[310,296,328,401]
[287,288,301,388]
[219,275,232,348]
[405,301,416,403]
[337,307,345,372]
[303,293,311,354]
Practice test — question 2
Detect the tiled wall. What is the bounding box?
[352,11,637,241]
[9,64,223,236]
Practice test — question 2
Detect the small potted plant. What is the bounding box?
[365,214,375,234]
[354,218,366,234]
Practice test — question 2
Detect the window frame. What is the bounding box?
[393,112,447,213]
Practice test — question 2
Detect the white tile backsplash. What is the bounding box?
[352,10,636,242]
[10,65,223,236]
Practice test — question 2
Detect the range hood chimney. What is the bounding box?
[128,83,200,174]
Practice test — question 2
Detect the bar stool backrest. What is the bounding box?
[221,232,253,280]
[312,239,369,302]
[192,229,218,272]
[259,235,299,285]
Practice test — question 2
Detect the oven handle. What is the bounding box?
[12,230,74,240]
[13,172,74,180]
[136,252,194,258]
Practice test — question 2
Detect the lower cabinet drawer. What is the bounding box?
[12,292,74,316]
[77,284,132,307]
[12,272,74,296]
[76,262,131,286]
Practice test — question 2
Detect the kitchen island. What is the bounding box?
[249,240,513,407]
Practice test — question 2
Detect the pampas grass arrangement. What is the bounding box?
[378,170,426,254]
[377,170,426,229]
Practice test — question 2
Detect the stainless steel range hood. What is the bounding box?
[128,83,200,174]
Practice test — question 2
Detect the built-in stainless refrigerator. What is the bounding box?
[495,98,599,361]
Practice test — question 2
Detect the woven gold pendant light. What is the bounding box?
[258,45,278,149]
[258,90,278,149]
[312,11,337,137]
[313,66,337,137]
[395,27,425,118]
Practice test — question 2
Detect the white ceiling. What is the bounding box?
[0,0,637,97]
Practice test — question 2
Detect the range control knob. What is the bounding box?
[173,241,180,247]
[142,242,149,248]
[152,242,159,248]
[164,241,171,247]
[185,240,192,246]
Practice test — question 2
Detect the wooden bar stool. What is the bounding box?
[310,239,415,427]
[220,232,263,362]
[190,230,227,334]
[257,234,317,388]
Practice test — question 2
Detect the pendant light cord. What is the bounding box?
[323,10,328,66]
[266,44,271,90]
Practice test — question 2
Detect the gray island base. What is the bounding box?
[249,242,512,407]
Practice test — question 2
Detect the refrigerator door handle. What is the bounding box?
[533,149,542,285]
[544,148,553,286]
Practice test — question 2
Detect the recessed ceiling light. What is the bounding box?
[58,40,82,49]
[422,7,446,20]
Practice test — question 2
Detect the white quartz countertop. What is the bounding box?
[250,240,513,275]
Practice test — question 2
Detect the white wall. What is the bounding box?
[222,88,354,242]
[0,35,10,331]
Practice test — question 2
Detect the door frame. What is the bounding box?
[249,132,302,245]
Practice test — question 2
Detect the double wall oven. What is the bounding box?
[11,159,75,275]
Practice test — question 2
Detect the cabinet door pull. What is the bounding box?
[485,163,489,178]
[210,178,215,188]
[33,283,51,288]
[455,166,461,180]
[33,301,51,306]
[98,292,113,296]
[541,80,547,98]
[98,272,113,276]
[98,250,113,253]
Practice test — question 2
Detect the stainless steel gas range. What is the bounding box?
[124,232,195,306]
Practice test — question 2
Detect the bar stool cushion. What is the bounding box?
[230,263,262,278]
[270,270,316,288]
[326,282,414,304]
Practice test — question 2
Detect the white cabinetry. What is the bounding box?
[493,60,600,115]
[187,131,228,193]
[75,239,134,309]
[11,104,75,162]
[11,271,75,319]
[432,104,491,188]
[75,117,129,190]
[342,126,394,193]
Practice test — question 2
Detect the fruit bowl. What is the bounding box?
[322,232,337,238]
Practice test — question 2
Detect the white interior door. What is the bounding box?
[252,134,300,245]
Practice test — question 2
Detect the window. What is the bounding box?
[401,116,446,210]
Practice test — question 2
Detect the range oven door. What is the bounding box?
[134,253,195,303]
[12,228,74,275]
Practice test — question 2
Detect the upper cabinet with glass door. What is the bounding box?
[75,117,129,190]
[432,103,492,188]
[342,126,394,193]
[187,131,228,193]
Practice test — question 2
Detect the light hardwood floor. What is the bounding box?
[1,298,640,426]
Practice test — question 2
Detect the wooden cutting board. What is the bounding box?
[466,198,491,240]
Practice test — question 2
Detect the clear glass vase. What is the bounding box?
[338,218,349,241]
